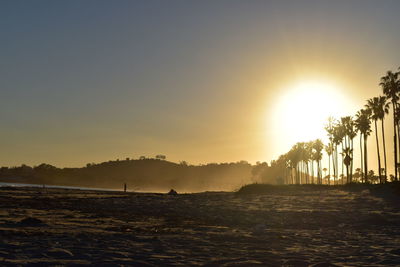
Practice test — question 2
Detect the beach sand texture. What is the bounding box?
[0,186,399,266]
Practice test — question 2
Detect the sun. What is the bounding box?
[270,80,352,152]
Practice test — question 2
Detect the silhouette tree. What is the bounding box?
[394,103,400,176]
[366,96,389,183]
[307,141,315,184]
[298,142,307,184]
[366,97,382,183]
[378,96,390,182]
[354,168,362,183]
[368,170,377,184]
[355,109,372,183]
[287,144,301,184]
[155,155,167,160]
[325,117,337,184]
[332,122,343,185]
[273,68,400,187]
[302,142,311,184]
[380,71,400,181]
[348,120,357,182]
[340,116,356,183]
[324,143,333,185]
[286,151,295,184]
[333,121,346,184]
[354,111,364,181]
[313,139,324,184]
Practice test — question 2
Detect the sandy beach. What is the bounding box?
[0,186,399,266]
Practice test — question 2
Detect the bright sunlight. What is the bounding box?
[272,80,353,150]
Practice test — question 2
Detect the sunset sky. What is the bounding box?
[2,1,400,171]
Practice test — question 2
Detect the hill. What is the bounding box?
[0,159,280,192]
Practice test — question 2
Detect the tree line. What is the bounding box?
[276,68,400,185]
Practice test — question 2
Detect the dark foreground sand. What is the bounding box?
[0,186,399,266]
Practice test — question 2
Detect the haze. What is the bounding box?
[1,0,400,169]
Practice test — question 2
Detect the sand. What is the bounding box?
[0,186,399,266]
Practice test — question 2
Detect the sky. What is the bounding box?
[1,0,400,170]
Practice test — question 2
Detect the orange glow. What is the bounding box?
[270,80,354,153]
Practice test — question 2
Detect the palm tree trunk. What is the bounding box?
[397,121,400,178]
[360,134,363,183]
[332,151,335,185]
[346,138,349,184]
[335,145,338,185]
[285,167,288,184]
[374,120,382,183]
[301,163,303,184]
[311,160,315,184]
[381,119,388,182]
[293,167,295,184]
[350,138,354,182]
[298,164,300,184]
[319,160,322,184]
[393,101,398,181]
[364,135,368,183]
[397,121,400,180]
[300,163,302,185]
[341,143,344,185]
[328,154,331,185]
[297,162,301,184]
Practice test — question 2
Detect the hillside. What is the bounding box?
[0,159,279,192]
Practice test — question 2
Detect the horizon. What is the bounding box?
[1,156,261,169]
[2,1,400,176]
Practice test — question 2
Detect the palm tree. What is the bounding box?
[324,143,333,185]
[306,142,312,184]
[378,96,390,182]
[276,154,290,184]
[299,142,307,184]
[325,117,337,184]
[341,116,356,183]
[394,103,400,178]
[366,97,382,183]
[297,142,306,184]
[313,139,324,184]
[355,111,364,182]
[286,150,296,184]
[334,121,346,184]
[380,71,400,181]
[283,153,292,184]
[366,96,389,183]
[288,143,302,184]
[306,141,315,184]
[332,123,343,185]
[284,154,295,184]
[342,146,353,183]
[355,109,372,183]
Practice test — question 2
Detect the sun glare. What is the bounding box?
[271,80,352,153]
